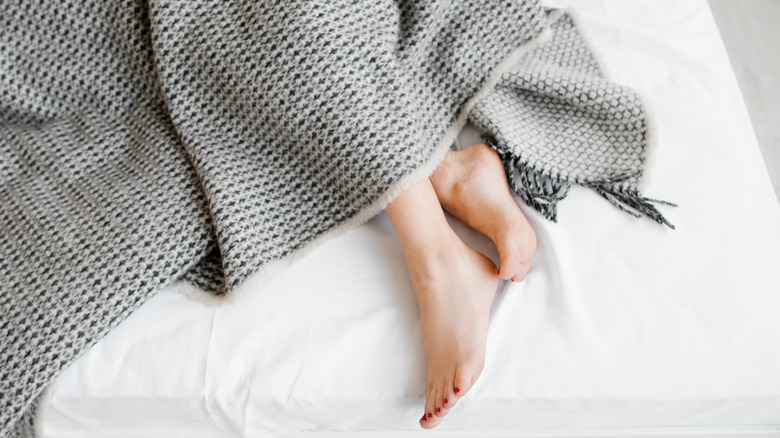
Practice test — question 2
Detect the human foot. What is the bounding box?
[407,234,499,429]
[430,143,537,281]
[385,178,500,429]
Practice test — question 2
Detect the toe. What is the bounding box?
[496,243,520,280]
[442,376,456,410]
[420,414,434,429]
[498,223,536,281]
[436,397,451,418]
[424,383,437,423]
[511,261,531,282]
[453,367,473,399]
[430,383,442,420]
[421,387,443,430]
[421,414,443,429]
[442,375,458,412]
[435,381,451,417]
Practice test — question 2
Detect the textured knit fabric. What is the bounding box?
[470,11,673,224]
[0,1,666,435]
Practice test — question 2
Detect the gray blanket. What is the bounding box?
[0,1,669,435]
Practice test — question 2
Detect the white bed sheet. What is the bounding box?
[40,0,780,436]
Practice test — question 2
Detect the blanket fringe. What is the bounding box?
[485,137,675,229]
[584,174,676,229]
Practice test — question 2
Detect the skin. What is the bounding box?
[431,143,537,282]
[385,143,537,429]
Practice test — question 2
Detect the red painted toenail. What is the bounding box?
[420,414,427,422]
[444,398,448,404]
[436,407,441,413]
[454,387,460,394]
[427,412,433,419]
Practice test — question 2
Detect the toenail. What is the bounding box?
[420,414,427,422]
[436,407,441,413]
[454,387,460,394]
[444,398,448,404]
[427,412,433,419]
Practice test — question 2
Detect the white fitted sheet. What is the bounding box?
[41,0,780,436]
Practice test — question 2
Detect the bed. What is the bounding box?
[37,0,780,436]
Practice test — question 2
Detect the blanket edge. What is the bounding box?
[169,25,556,306]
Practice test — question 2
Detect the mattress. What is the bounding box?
[39,0,780,436]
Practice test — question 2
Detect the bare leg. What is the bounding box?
[386,178,499,429]
[431,143,537,281]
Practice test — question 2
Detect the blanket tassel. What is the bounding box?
[584,176,676,229]
[485,137,675,229]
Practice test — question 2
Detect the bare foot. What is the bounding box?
[430,143,537,281]
[384,178,500,429]
[406,234,499,429]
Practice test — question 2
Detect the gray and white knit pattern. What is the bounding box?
[471,10,673,225]
[0,1,667,435]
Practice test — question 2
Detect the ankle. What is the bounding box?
[406,235,471,295]
[405,226,464,270]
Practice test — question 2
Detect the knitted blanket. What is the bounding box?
[0,1,669,435]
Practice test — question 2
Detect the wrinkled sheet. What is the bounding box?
[40,0,780,436]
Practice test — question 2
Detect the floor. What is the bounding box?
[709,0,780,203]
